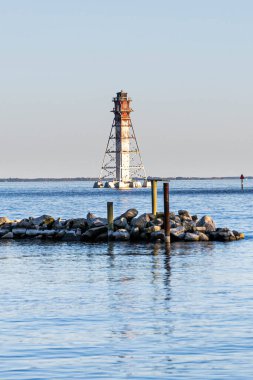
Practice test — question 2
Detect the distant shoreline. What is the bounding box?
[0,177,251,182]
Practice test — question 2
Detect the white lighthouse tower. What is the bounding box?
[94,90,150,189]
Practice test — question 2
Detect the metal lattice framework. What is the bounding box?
[99,119,147,181]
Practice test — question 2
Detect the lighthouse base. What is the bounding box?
[93,180,150,189]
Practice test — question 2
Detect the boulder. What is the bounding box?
[30,215,55,227]
[174,216,181,224]
[63,230,78,241]
[1,231,13,239]
[184,232,200,241]
[25,229,41,237]
[130,227,140,240]
[120,209,138,221]
[0,217,12,226]
[150,230,165,241]
[144,225,161,234]
[170,221,178,228]
[196,226,206,232]
[52,218,65,230]
[131,213,150,230]
[82,226,108,241]
[17,219,34,229]
[196,215,216,232]
[65,218,87,230]
[169,212,176,220]
[113,229,130,241]
[183,220,196,232]
[95,233,108,242]
[39,229,56,237]
[170,227,185,241]
[178,210,191,218]
[0,227,11,237]
[216,230,235,242]
[86,212,107,228]
[197,232,209,241]
[150,218,163,227]
[114,216,128,229]
[55,230,66,239]
[233,230,245,240]
[12,228,27,236]
[208,231,219,241]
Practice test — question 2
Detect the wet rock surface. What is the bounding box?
[0,210,244,243]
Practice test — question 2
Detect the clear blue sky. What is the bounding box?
[0,0,252,177]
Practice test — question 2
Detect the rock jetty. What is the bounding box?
[0,210,244,243]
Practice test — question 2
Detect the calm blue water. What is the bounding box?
[0,179,253,379]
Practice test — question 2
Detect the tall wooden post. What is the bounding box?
[163,182,170,244]
[107,202,114,239]
[151,180,158,216]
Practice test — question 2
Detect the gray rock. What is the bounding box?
[183,220,196,232]
[26,229,41,237]
[95,233,108,242]
[208,231,219,241]
[169,212,176,220]
[178,210,191,218]
[170,226,185,241]
[196,226,206,232]
[150,230,165,241]
[30,215,55,227]
[113,229,130,241]
[120,209,138,221]
[216,230,235,242]
[65,218,87,230]
[1,231,14,239]
[196,215,216,232]
[52,218,65,230]
[232,230,244,240]
[114,216,128,229]
[76,228,82,236]
[0,217,12,226]
[174,216,181,224]
[144,225,161,234]
[0,227,11,237]
[150,218,163,227]
[12,228,27,236]
[184,232,200,241]
[39,229,56,236]
[82,226,108,240]
[130,227,140,240]
[131,213,150,230]
[197,232,209,241]
[55,230,66,239]
[170,221,181,228]
[17,219,34,229]
[170,226,185,236]
[86,212,107,228]
[63,230,78,241]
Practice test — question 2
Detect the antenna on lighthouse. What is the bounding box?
[94,90,150,189]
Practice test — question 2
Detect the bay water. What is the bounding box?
[0,179,253,379]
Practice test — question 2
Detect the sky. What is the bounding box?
[0,0,252,178]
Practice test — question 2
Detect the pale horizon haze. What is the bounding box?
[0,0,252,178]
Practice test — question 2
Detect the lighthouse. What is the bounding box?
[94,90,150,189]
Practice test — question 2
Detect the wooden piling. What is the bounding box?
[163,182,170,244]
[107,201,114,239]
[151,180,158,216]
